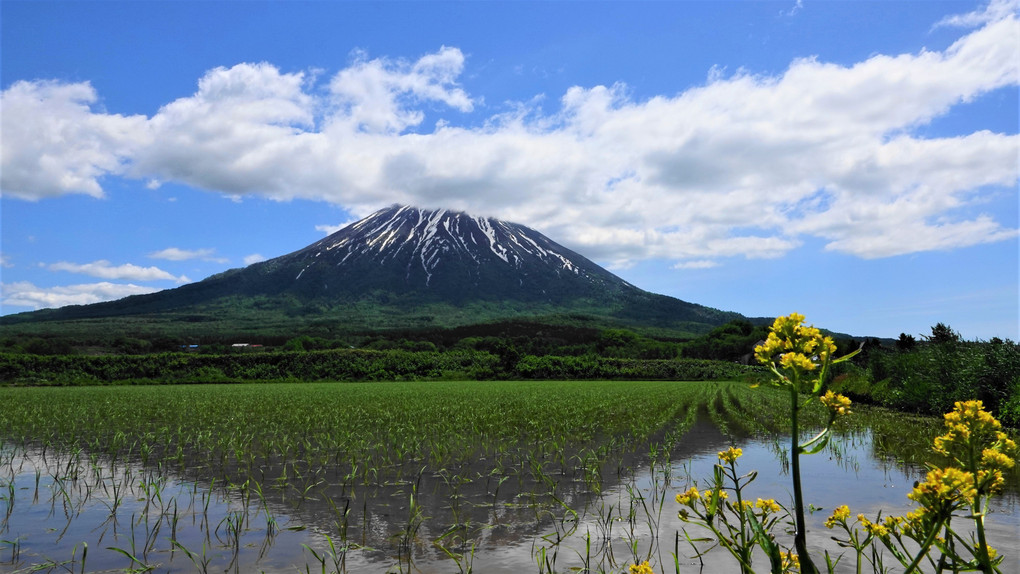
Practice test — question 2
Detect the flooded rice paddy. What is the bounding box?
[1,381,1017,573]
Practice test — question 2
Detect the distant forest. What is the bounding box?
[2,318,1018,427]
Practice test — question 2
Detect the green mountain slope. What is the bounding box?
[1,205,745,341]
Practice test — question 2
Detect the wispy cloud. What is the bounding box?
[1,281,159,310]
[2,5,1017,267]
[316,220,357,236]
[935,0,1018,28]
[47,260,190,283]
[148,247,228,263]
[243,254,266,265]
[672,260,720,270]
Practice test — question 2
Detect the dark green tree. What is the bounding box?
[895,333,917,351]
[928,323,961,345]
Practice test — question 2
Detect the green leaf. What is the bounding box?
[748,512,783,573]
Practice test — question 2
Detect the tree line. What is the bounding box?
[3,318,1017,426]
[0,347,758,386]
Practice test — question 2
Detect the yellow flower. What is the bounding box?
[780,352,817,371]
[675,486,701,506]
[819,335,837,361]
[756,498,782,514]
[933,401,1016,480]
[755,313,835,374]
[779,312,806,329]
[825,504,850,528]
[996,432,1018,455]
[858,514,890,538]
[754,332,785,364]
[883,515,903,531]
[981,448,1014,471]
[908,467,977,509]
[976,468,1006,495]
[780,551,800,573]
[703,488,728,505]
[629,560,655,574]
[897,508,932,537]
[820,390,852,417]
[718,446,743,464]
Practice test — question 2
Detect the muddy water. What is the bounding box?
[2,420,1017,573]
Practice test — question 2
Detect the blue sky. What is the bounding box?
[2,0,1018,340]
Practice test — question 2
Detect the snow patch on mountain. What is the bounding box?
[289,204,621,291]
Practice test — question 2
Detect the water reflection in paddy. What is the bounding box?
[2,418,1017,573]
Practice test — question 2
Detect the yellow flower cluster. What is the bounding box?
[824,504,850,529]
[779,352,816,371]
[859,403,1016,547]
[857,514,891,538]
[754,313,837,373]
[907,467,978,509]
[718,446,743,464]
[675,486,700,506]
[629,560,655,574]
[704,489,728,504]
[820,390,852,417]
[897,508,930,538]
[934,400,1007,457]
[981,448,1014,471]
[780,551,800,573]
[930,400,1016,497]
[755,498,782,514]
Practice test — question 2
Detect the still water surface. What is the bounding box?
[2,419,1017,573]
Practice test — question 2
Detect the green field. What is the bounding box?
[1,380,1017,573]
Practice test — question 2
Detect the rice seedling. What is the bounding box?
[0,380,1015,572]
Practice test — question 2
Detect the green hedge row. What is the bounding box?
[0,349,760,385]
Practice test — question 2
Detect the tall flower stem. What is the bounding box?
[789,383,819,574]
[968,447,994,573]
[753,313,860,573]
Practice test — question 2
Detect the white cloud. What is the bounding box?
[133,62,316,197]
[47,260,189,283]
[1,281,159,310]
[316,220,358,236]
[0,254,12,268]
[2,9,1018,266]
[328,46,474,133]
[149,247,227,263]
[783,0,804,17]
[672,260,720,270]
[0,80,149,199]
[936,0,1019,28]
[243,253,266,265]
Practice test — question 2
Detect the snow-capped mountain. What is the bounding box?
[3,205,741,332]
[267,204,632,301]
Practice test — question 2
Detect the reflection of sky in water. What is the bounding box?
[568,429,1020,574]
[1,451,311,572]
[462,426,1020,574]
[3,424,1018,573]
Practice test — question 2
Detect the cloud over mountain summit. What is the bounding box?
[2,1,1017,267]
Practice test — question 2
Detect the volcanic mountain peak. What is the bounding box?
[1,203,742,335]
[284,204,626,292]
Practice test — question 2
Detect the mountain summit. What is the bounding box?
[274,204,631,302]
[2,205,741,334]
